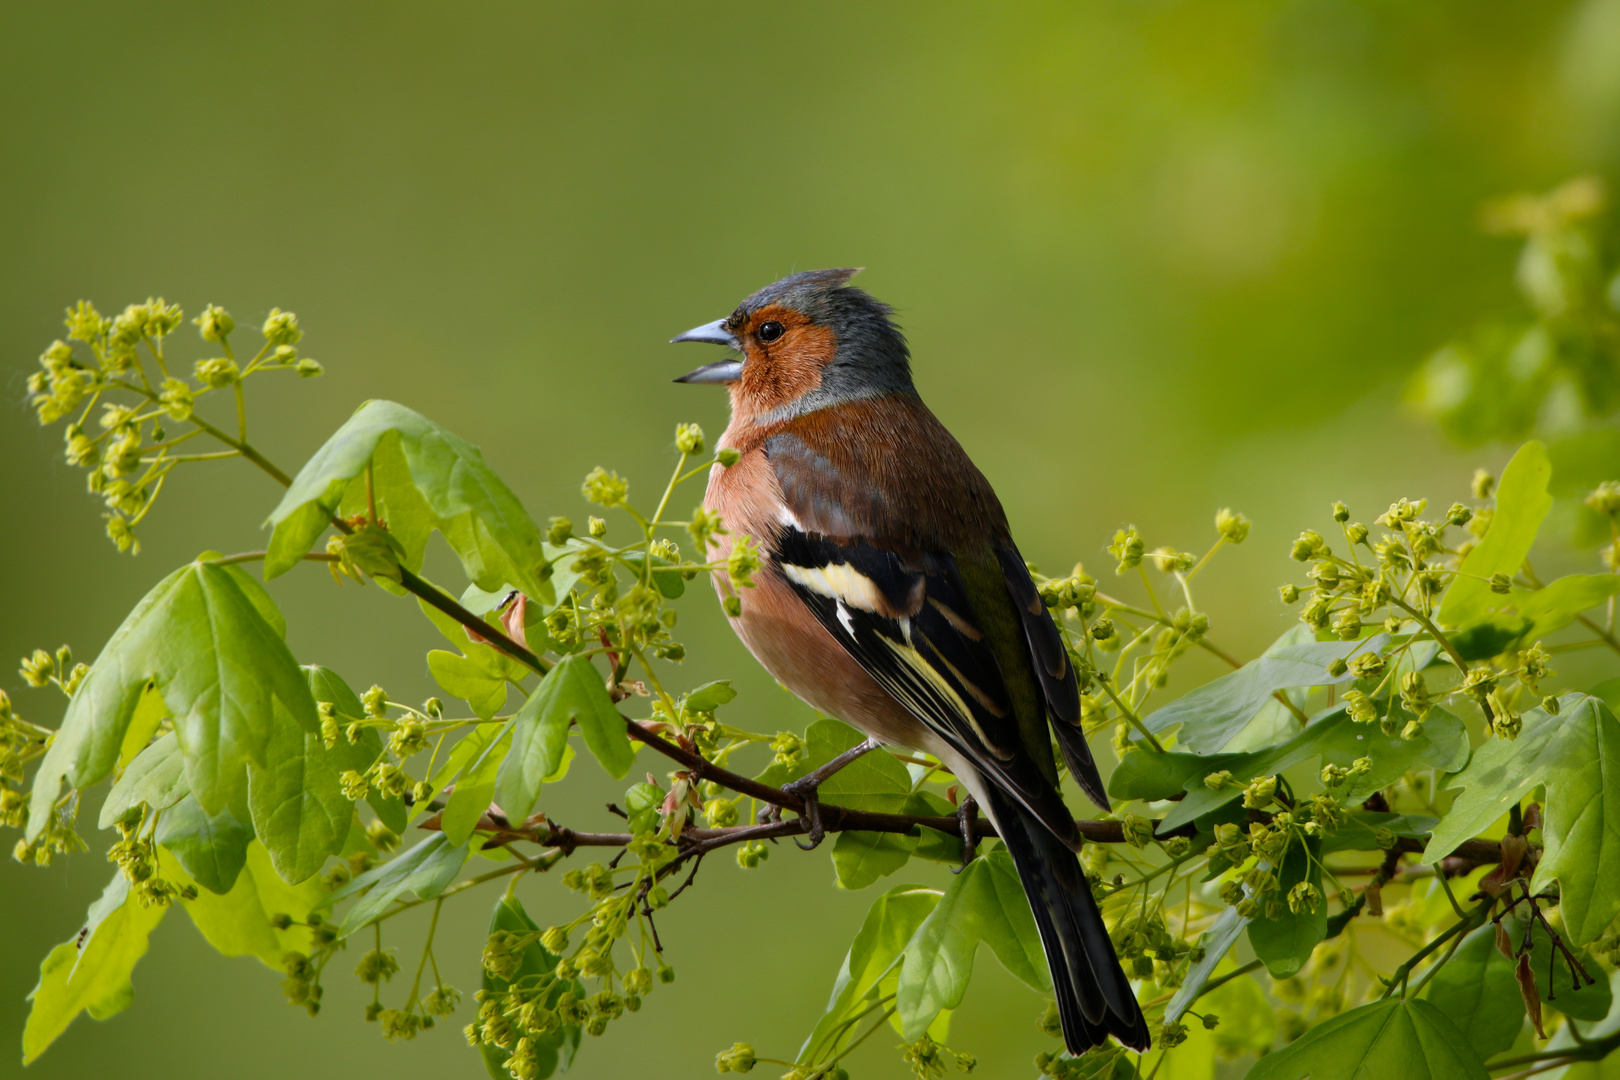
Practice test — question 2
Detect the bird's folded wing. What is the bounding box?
[994,544,1109,810]
[773,526,1081,845]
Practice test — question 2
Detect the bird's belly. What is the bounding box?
[718,568,945,756]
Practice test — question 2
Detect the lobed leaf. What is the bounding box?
[496,654,629,825]
[479,895,582,1079]
[99,733,188,828]
[1142,627,1387,754]
[155,794,254,895]
[798,884,942,1065]
[1441,440,1552,630]
[161,843,327,969]
[28,560,316,836]
[1247,837,1327,979]
[1245,998,1487,1080]
[1423,694,1620,944]
[22,873,167,1064]
[247,666,387,885]
[326,832,469,936]
[895,851,1050,1040]
[263,400,548,603]
[1420,924,1525,1059]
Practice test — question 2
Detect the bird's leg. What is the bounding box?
[773,738,883,850]
[953,795,979,872]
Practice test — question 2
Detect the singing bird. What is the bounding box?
[671,269,1150,1053]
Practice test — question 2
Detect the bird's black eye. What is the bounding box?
[757,320,785,343]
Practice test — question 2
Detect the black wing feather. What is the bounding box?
[994,544,1110,811]
[773,527,1081,846]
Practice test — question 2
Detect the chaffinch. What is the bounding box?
[672,268,1149,1053]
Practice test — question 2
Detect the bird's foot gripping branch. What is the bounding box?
[8,296,1620,1080]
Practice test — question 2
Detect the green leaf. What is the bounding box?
[327,832,469,935]
[99,733,189,828]
[27,561,317,838]
[442,727,510,844]
[246,666,385,884]
[833,829,919,890]
[1314,705,1470,798]
[1143,626,1383,753]
[683,680,738,712]
[416,590,531,682]
[1442,440,1552,629]
[115,682,169,769]
[427,649,508,721]
[1320,811,1438,855]
[1502,908,1614,1022]
[1202,960,1277,1056]
[1247,837,1327,979]
[1528,697,1620,945]
[419,722,505,823]
[497,654,629,823]
[1166,905,1249,1022]
[895,850,1051,1040]
[162,842,326,969]
[797,884,942,1065]
[1245,998,1488,1080]
[1420,924,1525,1059]
[1510,573,1620,639]
[756,719,913,814]
[623,781,664,835]
[1422,694,1620,944]
[155,793,254,894]
[22,872,167,1064]
[263,400,548,603]
[479,895,582,1079]
[299,665,406,832]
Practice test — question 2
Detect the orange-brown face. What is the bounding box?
[724,304,839,419]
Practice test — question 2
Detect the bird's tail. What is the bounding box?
[983,785,1151,1054]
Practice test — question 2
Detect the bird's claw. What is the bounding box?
[951,795,979,873]
[782,776,826,850]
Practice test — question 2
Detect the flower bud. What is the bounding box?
[1489,572,1512,594]
[1331,501,1350,523]
[193,304,234,342]
[1345,522,1369,545]
[1445,502,1474,526]
[1215,508,1250,543]
[1472,469,1495,500]
[1108,526,1144,573]
[261,308,302,346]
[295,358,324,377]
[588,516,607,538]
[159,378,195,421]
[715,447,741,467]
[1290,531,1324,561]
[674,422,705,455]
[1586,481,1620,516]
[1279,583,1300,604]
[1326,656,1348,677]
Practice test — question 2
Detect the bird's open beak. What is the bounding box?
[671,318,743,384]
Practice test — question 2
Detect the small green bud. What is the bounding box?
[1203,769,1233,791]
[1472,469,1495,500]
[295,357,324,377]
[714,1041,756,1073]
[362,684,389,718]
[1331,501,1349,523]
[1489,572,1512,594]
[1445,502,1474,526]
[1345,522,1369,545]
[1242,775,1277,810]
[548,517,573,545]
[714,447,741,467]
[1587,482,1620,516]
[1215,508,1250,544]
[1349,652,1384,678]
[1279,583,1300,604]
[675,422,705,455]
[1320,763,1348,788]
[1344,689,1377,725]
[193,303,234,342]
[1326,656,1348,677]
[1108,526,1144,573]
[159,377,195,421]
[1290,530,1324,561]
[1121,813,1154,849]
[588,516,608,538]
[261,308,302,346]
[723,595,742,617]
[581,467,628,507]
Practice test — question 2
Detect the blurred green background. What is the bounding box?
[4,2,1619,1077]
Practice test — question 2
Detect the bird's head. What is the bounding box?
[671,268,913,423]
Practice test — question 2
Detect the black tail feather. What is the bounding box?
[986,786,1150,1054]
